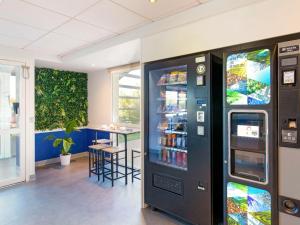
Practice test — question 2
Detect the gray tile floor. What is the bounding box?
[0,157,187,225]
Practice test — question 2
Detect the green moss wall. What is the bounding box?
[35,68,88,131]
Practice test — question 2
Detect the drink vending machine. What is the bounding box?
[223,47,278,225]
[278,40,300,225]
[144,53,223,225]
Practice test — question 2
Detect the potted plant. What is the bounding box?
[46,120,79,166]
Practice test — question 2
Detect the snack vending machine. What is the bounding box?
[278,40,300,225]
[144,53,223,225]
[224,47,278,225]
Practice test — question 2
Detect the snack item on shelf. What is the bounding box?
[181,136,186,149]
[167,134,172,146]
[157,104,166,113]
[157,121,168,131]
[162,148,167,162]
[177,71,187,83]
[178,91,187,100]
[175,123,184,131]
[160,91,166,98]
[161,136,167,146]
[166,104,177,112]
[176,136,182,147]
[171,150,177,165]
[157,74,167,85]
[168,71,178,83]
[171,134,177,147]
[176,151,183,167]
[167,117,173,130]
[167,150,171,164]
[182,152,187,167]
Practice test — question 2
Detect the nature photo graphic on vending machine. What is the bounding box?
[226,49,271,105]
[227,182,271,225]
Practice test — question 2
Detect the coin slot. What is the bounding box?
[288,119,297,129]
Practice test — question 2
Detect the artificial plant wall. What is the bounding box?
[35,68,88,130]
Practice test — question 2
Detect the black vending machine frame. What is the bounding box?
[223,44,278,225]
[144,53,223,225]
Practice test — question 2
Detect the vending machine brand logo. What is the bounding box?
[280,45,299,54]
[196,64,206,75]
[195,56,206,63]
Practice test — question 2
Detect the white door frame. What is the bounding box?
[0,59,27,188]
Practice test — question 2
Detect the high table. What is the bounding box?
[89,126,140,185]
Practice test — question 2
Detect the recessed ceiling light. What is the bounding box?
[149,0,157,3]
[91,64,95,67]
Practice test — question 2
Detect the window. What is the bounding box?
[111,64,141,126]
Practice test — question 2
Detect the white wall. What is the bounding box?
[0,45,35,182]
[88,70,112,126]
[142,0,300,62]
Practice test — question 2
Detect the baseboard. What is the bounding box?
[35,152,88,167]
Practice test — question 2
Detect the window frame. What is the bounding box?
[111,63,141,128]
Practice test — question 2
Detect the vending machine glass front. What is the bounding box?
[148,65,188,170]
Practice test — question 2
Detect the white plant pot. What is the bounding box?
[60,154,71,166]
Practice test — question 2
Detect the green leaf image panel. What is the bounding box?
[227,182,272,225]
[35,68,88,130]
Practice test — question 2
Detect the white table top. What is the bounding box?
[88,126,140,135]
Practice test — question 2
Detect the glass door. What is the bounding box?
[148,65,188,170]
[0,62,25,187]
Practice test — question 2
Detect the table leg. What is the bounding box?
[124,134,128,185]
[102,151,105,182]
[88,150,91,178]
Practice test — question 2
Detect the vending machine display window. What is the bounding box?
[148,65,188,170]
[226,49,271,105]
[229,111,268,184]
[227,182,271,225]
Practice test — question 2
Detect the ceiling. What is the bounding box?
[35,39,141,72]
[0,0,208,57]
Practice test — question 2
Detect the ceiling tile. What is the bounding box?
[0,34,31,48]
[76,0,150,33]
[112,0,200,20]
[54,19,114,43]
[25,33,88,56]
[24,0,99,17]
[0,0,69,30]
[0,19,46,41]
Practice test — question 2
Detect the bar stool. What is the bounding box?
[88,144,110,181]
[101,146,126,187]
[131,149,141,182]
